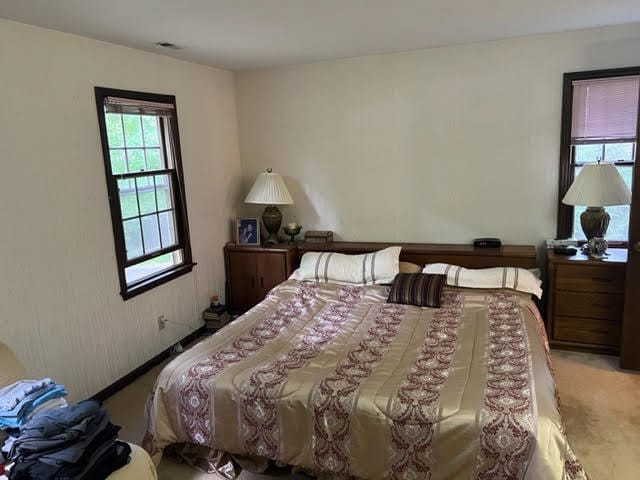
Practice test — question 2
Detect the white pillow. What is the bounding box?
[290,246,402,285]
[422,263,542,299]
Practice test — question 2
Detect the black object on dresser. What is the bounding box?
[224,243,297,313]
[473,238,502,248]
[546,248,627,354]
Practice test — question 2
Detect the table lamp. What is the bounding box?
[562,162,631,243]
[245,168,294,245]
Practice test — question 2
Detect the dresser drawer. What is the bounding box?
[554,316,621,346]
[555,264,625,293]
[555,291,624,321]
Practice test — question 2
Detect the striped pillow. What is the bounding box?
[290,246,401,285]
[387,273,446,308]
[422,263,543,299]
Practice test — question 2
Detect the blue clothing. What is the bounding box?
[19,386,67,421]
[7,400,130,480]
[11,400,107,464]
[0,385,67,428]
[0,380,52,412]
[36,411,109,465]
[10,421,118,478]
[1,384,58,418]
[20,400,101,438]
[24,398,67,423]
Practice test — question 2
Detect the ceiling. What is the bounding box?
[2,0,640,70]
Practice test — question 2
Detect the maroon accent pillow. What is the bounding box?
[387,273,446,308]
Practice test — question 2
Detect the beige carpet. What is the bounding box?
[550,350,640,480]
[103,349,640,479]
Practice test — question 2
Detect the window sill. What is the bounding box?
[120,262,196,300]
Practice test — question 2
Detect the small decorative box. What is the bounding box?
[304,230,333,243]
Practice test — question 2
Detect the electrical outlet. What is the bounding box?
[157,315,167,330]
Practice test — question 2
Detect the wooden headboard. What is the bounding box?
[296,242,538,270]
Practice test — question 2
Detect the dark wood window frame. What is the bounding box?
[95,87,195,300]
[557,66,640,243]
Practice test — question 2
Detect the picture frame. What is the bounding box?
[236,217,260,245]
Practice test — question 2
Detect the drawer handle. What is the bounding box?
[591,277,612,283]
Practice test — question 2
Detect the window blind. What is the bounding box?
[104,97,175,117]
[571,76,640,143]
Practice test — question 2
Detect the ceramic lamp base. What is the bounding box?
[580,207,610,240]
[262,205,282,245]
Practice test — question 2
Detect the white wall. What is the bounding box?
[2,18,640,401]
[0,20,242,400]
[236,23,640,245]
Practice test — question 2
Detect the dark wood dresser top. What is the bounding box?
[547,248,627,266]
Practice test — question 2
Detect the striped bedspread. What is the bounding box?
[143,280,585,480]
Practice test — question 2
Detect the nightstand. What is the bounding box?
[546,248,627,354]
[224,243,297,313]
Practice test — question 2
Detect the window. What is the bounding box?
[557,67,639,242]
[95,87,194,299]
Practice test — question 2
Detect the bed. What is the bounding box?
[143,243,586,480]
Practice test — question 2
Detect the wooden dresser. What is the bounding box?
[224,243,297,313]
[546,248,627,354]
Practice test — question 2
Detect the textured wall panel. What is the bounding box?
[0,19,242,401]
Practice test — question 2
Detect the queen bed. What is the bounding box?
[143,243,586,480]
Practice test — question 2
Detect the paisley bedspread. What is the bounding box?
[143,280,586,480]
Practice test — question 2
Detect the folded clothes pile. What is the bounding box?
[0,379,68,429]
[4,400,130,480]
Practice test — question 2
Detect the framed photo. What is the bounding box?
[236,217,260,245]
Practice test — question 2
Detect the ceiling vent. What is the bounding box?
[155,42,182,50]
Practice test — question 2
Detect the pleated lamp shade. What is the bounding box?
[562,163,631,206]
[245,169,294,205]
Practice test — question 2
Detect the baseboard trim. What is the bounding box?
[92,326,207,402]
